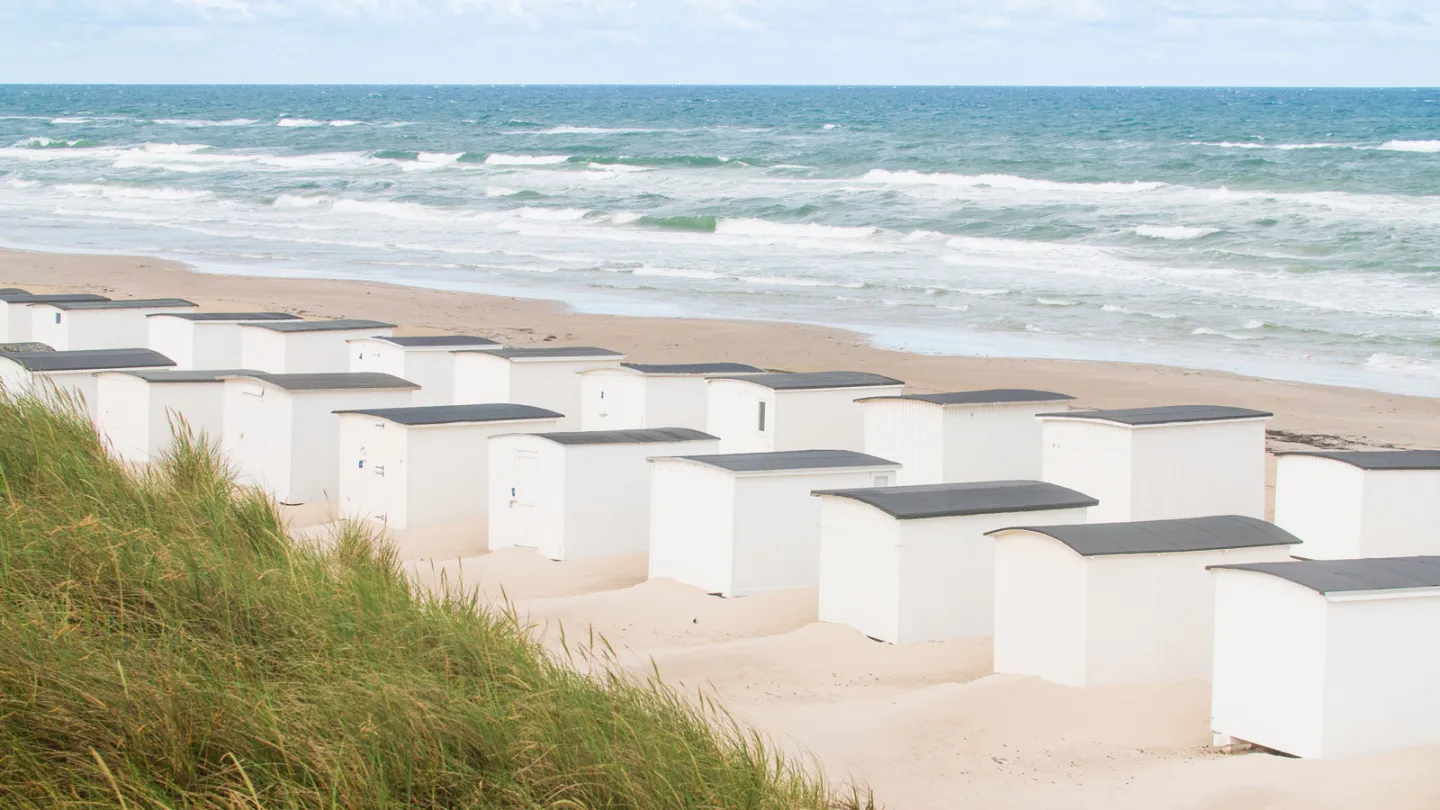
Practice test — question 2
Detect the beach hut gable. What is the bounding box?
[1273,450,1440,561]
[861,389,1075,485]
[0,292,109,342]
[648,450,901,598]
[580,362,766,431]
[147,312,300,370]
[488,427,720,561]
[336,402,562,540]
[815,480,1096,644]
[1209,556,1440,760]
[222,372,417,505]
[350,335,502,407]
[706,371,905,454]
[95,368,253,465]
[30,299,198,352]
[453,346,625,429]
[240,319,396,374]
[988,515,1300,687]
[1040,404,1271,523]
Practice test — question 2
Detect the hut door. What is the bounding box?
[510,450,540,548]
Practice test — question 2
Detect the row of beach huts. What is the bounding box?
[2,288,1439,762]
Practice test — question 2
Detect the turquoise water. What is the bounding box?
[1,86,1438,394]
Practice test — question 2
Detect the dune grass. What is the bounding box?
[0,391,869,809]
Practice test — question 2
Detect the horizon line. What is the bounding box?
[2,83,1438,90]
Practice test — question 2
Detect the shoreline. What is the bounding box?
[4,246,1437,450]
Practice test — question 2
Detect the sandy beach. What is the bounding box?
[5,246,1440,809]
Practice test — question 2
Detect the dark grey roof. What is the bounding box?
[859,389,1076,406]
[0,288,28,297]
[149,312,300,322]
[1210,556,1440,594]
[374,335,500,348]
[1275,450,1440,471]
[990,515,1300,556]
[1,292,109,304]
[711,371,904,390]
[535,427,716,445]
[1037,404,1272,426]
[0,348,175,372]
[228,372,418,391]
[117,368,260,384]
[335,403,562,425]
[622,362,766,375]
[817,480,1097,519]
[48,298,196,311]
[248,318,395,333]
[674,449,898,473]
[482,346,623,360]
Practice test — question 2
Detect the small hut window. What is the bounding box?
[757,401,767,432]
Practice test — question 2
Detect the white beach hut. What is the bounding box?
[814,481,1096,644]
[579,362,766,431]
[452,346,625,429]
[221,372,417,504]
[1039,405,1271,523]
[349,335,502,407]
[648,450,901,597]
[489,427,719,561]
[1273,450,1440,560]
[29,299,198,351]
[988,516,1300,687]
[335,403,563,537]
[860,389,1076,485]
[706,371,905,454]
[147,312,301,370]
[0,348,175,417]
[0,291,109,342]
[238,319,396,375]
[1209,556,1440,760]
[94,368,253,465]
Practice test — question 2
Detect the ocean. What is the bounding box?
[1,85,1437,395]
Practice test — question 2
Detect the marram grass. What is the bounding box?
[0,391,872,809]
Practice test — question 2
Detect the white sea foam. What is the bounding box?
[1135,224,1219,240]
[1365,353,1440,377]
[11,137,83,148]
[484,153,570,166]
[276,118,325,128]
[1102,304,1179,319]
[1035,298,1079,307]
[1243,319,1268,329]
[741,274,857,288]
[862,169,1166,193]
[330,198,456,222]
[1379,140,1440,153]
[55,183,212,202]
[823,123,837,130]
[1193,327,1260,341]
[716,218,877,240]
[329,120,364,127]
[140,142,212,154]
[153,118,258,127]
[633,265,725,280]
[273,193,332,208]
[515,207,591,222]
[610,212,644,224]
[485,187,522,197]
[532,125,659,134]
[49,117,93,124]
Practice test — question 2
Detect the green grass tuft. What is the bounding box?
[0,391,872,809]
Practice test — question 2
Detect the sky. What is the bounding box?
[0,0,1436,86]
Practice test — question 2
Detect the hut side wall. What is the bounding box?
[239,327,289,374]
[647,460,737,594]
[487,434,566,554]
[453,354,513,406]
[28,306,67,350]
[818,497,903,641]
[1320,593,1440,759]
[1273,455,1364,559]
[994,532,1090,686]
[223,380,293,499]
[147,317,197,369]
[644,375,710,432]
[1210,572,1328,758]
[773,386,901,453]
[942,403,1056,483]
[512,360,620,430]
[1359,469,1440,558]
[706,380,776,453]
[580,369,646,431]
[1043,419,1134,522]
[95,373,153,464]
[1130,420,1267,521]
[1084,544,1295,687]
[863,399,944,485]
